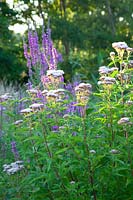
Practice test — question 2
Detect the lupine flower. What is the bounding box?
[11,141,19,159]
[42,32,48,56]
[65,101,79,114]
[0,105,6,112]
[28,31,37,66]
[49,47,57,70]
[41,75,52,89]
[65,81,80,96]
[56,52,63,63]
[52,125,59,132]
[23,43,28,59]
[24,25,63,83]
[72,132,77,136]
[26,81,32,89]
[40,52,48,74]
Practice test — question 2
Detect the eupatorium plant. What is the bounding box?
[0,34,132,200]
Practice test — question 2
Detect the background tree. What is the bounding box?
[0,0,133,84]
[0,2,26,85]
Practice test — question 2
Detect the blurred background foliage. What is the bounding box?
[0,0,133,85]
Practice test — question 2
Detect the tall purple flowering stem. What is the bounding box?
[11,141,19,160]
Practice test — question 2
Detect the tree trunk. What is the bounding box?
[106,0,116,35]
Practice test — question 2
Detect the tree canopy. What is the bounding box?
[0,0,133,84]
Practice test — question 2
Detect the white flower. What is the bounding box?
[112,42,128,50]
[118,117,131,125]
[29,103,44,109]
[55,88,66,93]
[99,66,109,75]
[75,83,92,91]
[98,77,116,85]
[126,100,133,105]
[26,89,38,94]
[46,90,58,97]
[110,52,115,57]
[110,149,120,154]
[108,67,118,73]
[3,161,24,175]
[97,81,103,85]
[15,160,24,164]
[70,181,75,184]
[59,126,65,130]
[20,108,32,114]
[99,66,118,76]
[42,90,48,95]
[63,114,70,119]
[89,150,96,154]
[126,47,133,52]
[14,120,23,125]
[104,77,116,83]
[47,70,64,77]
[0,93,12,101]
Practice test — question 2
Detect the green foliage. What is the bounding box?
[0,2,26,84]
[0,41,133,199]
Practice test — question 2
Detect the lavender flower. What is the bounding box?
[24,25,63,85]
[52,125,59,132]
[11,141,19,159]
[72,132,77,136]
[23,43,28,59]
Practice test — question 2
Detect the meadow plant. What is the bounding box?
[0,35,133,199]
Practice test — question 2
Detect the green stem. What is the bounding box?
[41,114,69,195]
[82,117,97,200]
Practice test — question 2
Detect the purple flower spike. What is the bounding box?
[72,132,77,136]
[23,43,28,59]
[52,125,59,131]
[24,24,63,82]
[11,141,19,159]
